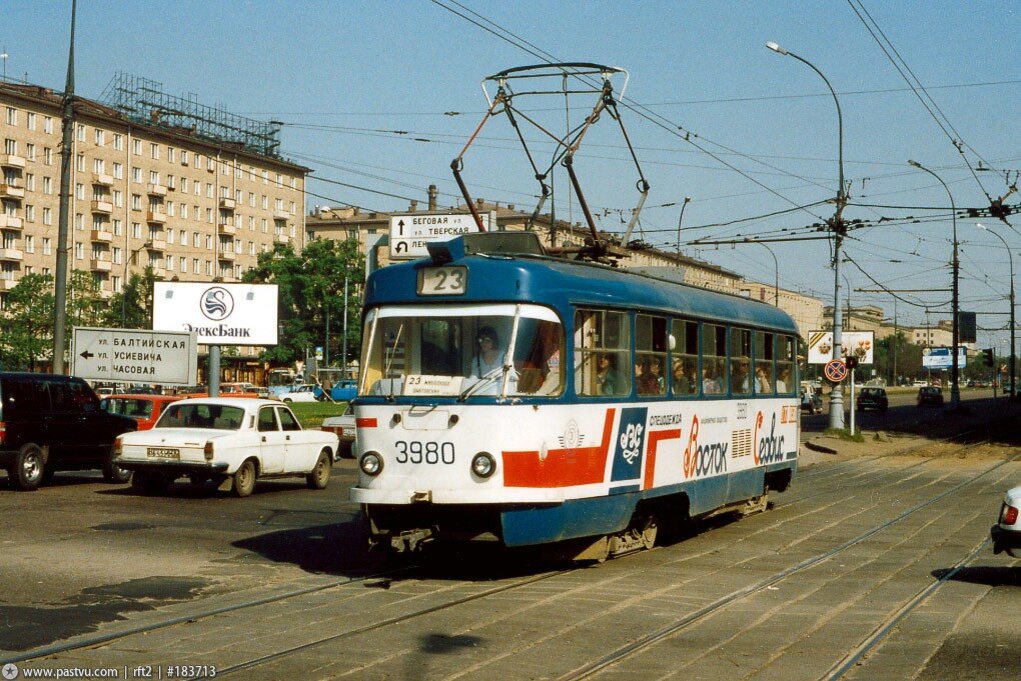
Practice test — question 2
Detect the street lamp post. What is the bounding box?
[976,223,1014,397]
[766,41,847,429]
[753,241,780,306]
[909,160,960,409]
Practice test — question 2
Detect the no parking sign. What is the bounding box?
[824,359,848,383]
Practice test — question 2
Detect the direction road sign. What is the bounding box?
[389,212,492,259]
[824,359,848,383]
[72,327,198,386]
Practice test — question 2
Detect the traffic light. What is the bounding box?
[982,348,995,367]
[844,355,858,370]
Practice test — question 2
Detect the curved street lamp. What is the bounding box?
[976,222,1015,397]
[766,40,847,429]
[909,160,960,408]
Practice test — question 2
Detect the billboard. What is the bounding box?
[921,346,967,369]
[153,282,279,346]
[806,330,875,365]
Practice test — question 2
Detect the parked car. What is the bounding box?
[238,382,270,399]
[800,385,823,414]
[113,398,339,497]
[277,383,325,403]
[0,372,137,491]
[991,486,1021,557]
[328,380,358,403]
[320,402,356,460]
[917,386,944,406]
[912,380,928,387]
[100,394,182,431]
[856,387,889,412]
[181,383,261,399]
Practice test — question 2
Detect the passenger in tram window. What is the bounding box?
[755,364,772,393]
[637,357,664,395]
[673,359,696,395]
[702,364,722,394]
[596,354,619,395]
[777,367,791,393]
[732,360,751,393]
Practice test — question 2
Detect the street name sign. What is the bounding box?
[71,327,198,385]
[389,212,493,259]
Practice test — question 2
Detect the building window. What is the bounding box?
[24,205,35,222]
[76,124,85,141]
[43,176,52,194]
[25,143,35,161]
[113,133,123,151]
[193,232,200,247]
[44,116,53,134]
[93,158,105,174]
[149,170,159,185]
[6,107,18,125]
[75,183,84,200]
[3,139,15,155]
[42,207,52,225]
[112,218,122,236]
[24,173,34,191]
[75,154,85,172]
[180,258,187,273]
[192,257,199,272]
[43,147,52,165]
[180,203,188,219]
[24,236,34,253]
[149,143,159,160]
[132,166,141,183]
[132,138,141,155]
[74,242,84,260]
[180,150,188,166]
[131,194,141,211]
[132,222,141,239]
[42,238,51,255]
[94,129,105,146]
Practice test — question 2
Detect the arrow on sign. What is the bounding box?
[80,350,94,360]
[397,219,405,235]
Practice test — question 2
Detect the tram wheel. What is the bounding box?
[640,514,658,550]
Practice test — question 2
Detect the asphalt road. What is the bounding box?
[1,397,1019,680]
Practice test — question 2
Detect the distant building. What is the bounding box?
[306,187,827,338]
[0,75,308,310]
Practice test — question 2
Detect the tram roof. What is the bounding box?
[365,235,799,335]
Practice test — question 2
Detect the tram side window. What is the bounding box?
[671,319,699,396]
[701,324,726,394]
[635,314,667,396]
[754,330,775,395]
[513,318,564,396]
[575,309,631,397]
[730,328,752,395]
[776,334,796,394]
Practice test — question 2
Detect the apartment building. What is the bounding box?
[0,78,308,309]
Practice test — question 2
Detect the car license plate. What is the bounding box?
[342,427,355,437]
[146,447,180,460]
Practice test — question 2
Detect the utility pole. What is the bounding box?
[52,0,77,374]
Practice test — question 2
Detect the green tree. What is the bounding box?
[242,238,364,366]
[0,273,54,370]
[68,270,109,329]
[106,267,158,329]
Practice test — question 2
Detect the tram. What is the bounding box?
[351,232,801,559]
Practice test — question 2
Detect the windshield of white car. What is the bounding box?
[157,403,246,430]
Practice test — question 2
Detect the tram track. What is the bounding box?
[551,447,1019,680]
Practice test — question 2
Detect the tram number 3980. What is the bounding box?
[394,441,456,464]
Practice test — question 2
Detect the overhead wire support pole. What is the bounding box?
[766,40,847,430]
[909,160,961,409]
[976,223,1014,398]
[53,0,77,374]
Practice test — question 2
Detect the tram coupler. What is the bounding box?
[390,529,435,553]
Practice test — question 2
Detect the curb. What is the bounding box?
[804,439,839,454]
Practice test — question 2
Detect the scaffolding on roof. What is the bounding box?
[98,72,281,158]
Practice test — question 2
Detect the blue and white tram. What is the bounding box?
[352,233,801,559]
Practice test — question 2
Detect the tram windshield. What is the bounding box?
[359,304,564,398]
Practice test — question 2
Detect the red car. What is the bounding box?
[100,394,182,431]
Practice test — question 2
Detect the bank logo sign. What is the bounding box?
[154,282,278,346]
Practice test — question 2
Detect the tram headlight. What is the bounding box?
[360,451,384,476]
[471,452,496,478]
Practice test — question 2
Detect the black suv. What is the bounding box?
[0,373,137,491]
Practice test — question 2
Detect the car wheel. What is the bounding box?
[306,450,332,490]
[10,444,44,491]
[231,460,257,497]
[102,447,132,484]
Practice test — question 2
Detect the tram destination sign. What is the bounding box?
[389,212,493,259]
[72,327,198,385]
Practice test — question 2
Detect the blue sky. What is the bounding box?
[3,1,1019,351]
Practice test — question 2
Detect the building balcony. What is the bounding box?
[91,200,114,214]
[146,183,167,197]
[217,222,236,236]
[0,248,24,262]
[89,258,113,273]
[0,154,26,169]
[146,210,166,224]
[217,250,236,262]
[0,215,23,230]
[276,234,290,244]
[90,229,114,243]
[92,173,114,187]
[0,278,17,290]
[219,197,236,211]
[273,209,290,220]
[0,184,25,200]
[146,239,167,252]
[148,266,166,279]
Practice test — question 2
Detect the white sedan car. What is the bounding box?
[113,398,339,497]
[277,383,324,403]
[992,486,1021,557]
